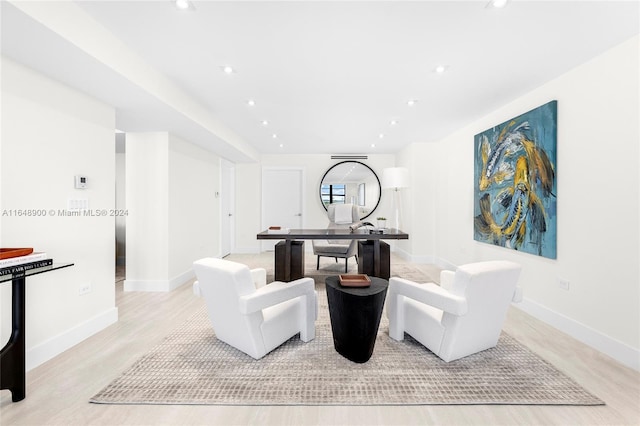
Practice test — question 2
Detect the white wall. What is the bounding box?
[395,143,441,262]
[168,134,220,279]
[401,36,639,369]
[124,132,220,291]
[234,154,395,253]
[1,57,118,370]
[234,162,262,253]
[124,132,170,290]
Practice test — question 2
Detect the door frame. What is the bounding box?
[261,167,305,252]
[220,159,235,257]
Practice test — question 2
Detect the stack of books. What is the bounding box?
[267,226,290,234]
[0,248,53,278]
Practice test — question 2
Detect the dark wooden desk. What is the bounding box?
[0,263,73,402]
[256,228,408,281]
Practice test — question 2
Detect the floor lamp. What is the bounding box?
[382,167,409,231]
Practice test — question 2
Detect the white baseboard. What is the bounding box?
[124,279,169,292]
[124,269,195,292]
[27,307,118,371]
[515,298,640,372]
[169,269,195,291]
[412,255,639,372]
[431,256,458,271]
[395,248,451,269]
[232,247,261,254]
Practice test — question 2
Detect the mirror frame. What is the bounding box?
[319,160,381,220]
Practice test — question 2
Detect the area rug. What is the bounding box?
[239,250,443,286]
[90,289,603,406]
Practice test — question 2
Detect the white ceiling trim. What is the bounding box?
[6,0,258,162]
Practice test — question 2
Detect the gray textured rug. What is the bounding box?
[91,287,603,406]
[258,251,443,286]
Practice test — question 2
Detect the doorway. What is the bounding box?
[261,168,304,251]
[115,132,126,283]
[220,159,235,257]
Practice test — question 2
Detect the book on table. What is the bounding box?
[0,250,48,267]
[0,259,54,277]
[0,248,53,277]
[267,226,290,234]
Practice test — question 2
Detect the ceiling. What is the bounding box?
[1,1,638,162]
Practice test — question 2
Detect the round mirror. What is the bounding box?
[319,161,381,220]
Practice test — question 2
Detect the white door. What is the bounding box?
[220,160,235,257]
[262,168,303,251]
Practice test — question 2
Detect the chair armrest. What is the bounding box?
[239,277,315,314]
[251,268,267,289]
[440,270,455,292]
[389,277,468,316]
[193,281,201,297]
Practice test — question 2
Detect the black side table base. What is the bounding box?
[325,276,388,363]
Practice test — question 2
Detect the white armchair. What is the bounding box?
[193,258,318,359]
[387,260,522,362]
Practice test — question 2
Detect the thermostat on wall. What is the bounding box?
[74,175,88,189]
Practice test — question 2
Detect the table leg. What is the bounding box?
[0,275,26,402]
[373,240,381,277]
[284,239,291,282]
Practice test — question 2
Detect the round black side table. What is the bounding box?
[324,275,389,363]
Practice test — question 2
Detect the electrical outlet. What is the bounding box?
[558,278,570,291]
[79,282,92,295]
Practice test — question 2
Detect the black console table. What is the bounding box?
[1,263,73,402]
[257,228,408,281]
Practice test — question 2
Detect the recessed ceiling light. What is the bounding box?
[174,0,193,10]
[261,120,269,126]
[379,133,385,139]
[221,65,235,74]
[488,0,508,8]
[279,144,284,148]
[247,99,255,107]
[272,134,278,139]
[434,65,448,74]
[407,99,418,107]
[371,144,376,148]
[390,119,398,126]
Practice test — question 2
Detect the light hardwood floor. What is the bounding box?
[1,254,639,425]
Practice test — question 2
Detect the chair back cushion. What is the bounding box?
[318,204,359,248]
[439,260,521,361]
[193,258,265,356]
[327,203,359,224]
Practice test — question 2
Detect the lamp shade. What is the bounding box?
[382,167,410,189]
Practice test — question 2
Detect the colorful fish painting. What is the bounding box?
[474,101,557,259]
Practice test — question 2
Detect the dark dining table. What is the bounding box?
[257,228,408,281]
